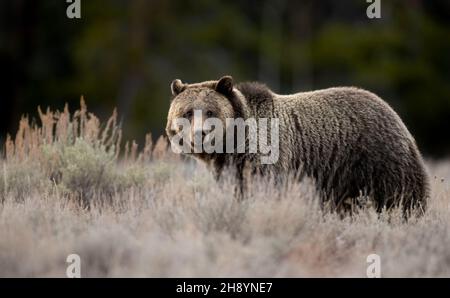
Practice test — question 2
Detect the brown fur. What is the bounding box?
[166,76,429,215]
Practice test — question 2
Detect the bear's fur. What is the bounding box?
[166,76,429,215]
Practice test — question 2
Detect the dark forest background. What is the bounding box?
[1,0,450,157]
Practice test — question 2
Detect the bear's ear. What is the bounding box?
[215,76,233,96]
[171,79,185,96]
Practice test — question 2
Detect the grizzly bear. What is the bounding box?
[166,75,429,215]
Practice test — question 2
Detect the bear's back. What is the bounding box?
[269,86,428,212]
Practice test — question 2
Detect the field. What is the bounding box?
[0,102,449,277]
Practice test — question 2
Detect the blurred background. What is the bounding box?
[1,0,449,157]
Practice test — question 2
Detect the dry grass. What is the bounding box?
[0,101,449,277]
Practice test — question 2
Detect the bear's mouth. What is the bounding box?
[189,140,205,152]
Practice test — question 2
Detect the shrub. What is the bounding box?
[2,98,160,206]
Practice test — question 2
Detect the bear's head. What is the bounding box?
[166,76,243,157]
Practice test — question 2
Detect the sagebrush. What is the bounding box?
[0,101,449,277]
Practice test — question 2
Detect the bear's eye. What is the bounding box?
[206,110,214,117]
[183,110,193,119]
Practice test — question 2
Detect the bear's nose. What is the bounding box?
[193,129,208,138]
[190,130,210,149]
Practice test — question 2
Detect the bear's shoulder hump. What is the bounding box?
[236,82,273,106]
